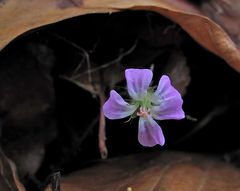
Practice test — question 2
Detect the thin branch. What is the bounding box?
[76,117,98,148]
[176,105,228,144]
[98,90,108,159]
[72,39,138,80]
[51,171,61,191]
[51,33,92,85]
[72,58,85,76]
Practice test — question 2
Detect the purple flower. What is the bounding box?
[103,69,185,147]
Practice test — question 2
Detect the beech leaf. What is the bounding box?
[0,0,240,71]
[44,151,240,191]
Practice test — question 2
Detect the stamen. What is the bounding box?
[137,107,150,119]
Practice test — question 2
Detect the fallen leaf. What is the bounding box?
[201,0,240,46]
[44,151,240,191]
[0,0,240,72]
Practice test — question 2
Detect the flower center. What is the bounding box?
[137,107,150,119]
[132,90,154,119]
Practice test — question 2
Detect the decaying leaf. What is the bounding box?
[0,149,25,191]
[0,0,240,72]
[0,42,56,179]
[201,0,240,46]
[44,151,240,191]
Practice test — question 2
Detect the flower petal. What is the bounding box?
[103,90,137,119]
[125,69,153,100]
[138,115,165,146]
[151,75,185,120]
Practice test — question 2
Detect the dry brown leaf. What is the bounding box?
[0,0,240,72]
[201,0,240,46]
[44,151,240,191]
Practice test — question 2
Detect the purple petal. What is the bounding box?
[151,75,185,120]
[103,90,137,120]
[125,69,153,100]
[138,115,165,146]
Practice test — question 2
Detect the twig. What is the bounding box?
[72,58,85,76]
[51,171,61,191]
[71,39,138,80]
[50,33,92,85]
[163,24,177,35]
[76,117,99,149]
[176,105,228,144]
[98,90,108,159]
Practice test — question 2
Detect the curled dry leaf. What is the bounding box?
[44,151,240,191]
[201,0,240,46]
[0,0,240,71]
